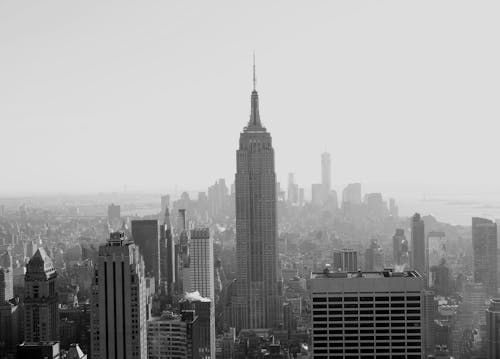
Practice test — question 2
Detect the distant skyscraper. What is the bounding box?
[364,239,384,271]
[287,173,298,204]
[392,228,408,267]
[24,248,59,343]
[342,183,362,206]
[107,203,121,230]
[160,195,170,219]
[311,269,424,358]
[332,249,358,272]
[160,208,175,296]
[230,64,282,330]
[486,298,500,359]
[472,217,498,295]
[411,213,426,279]
[321,152,331,191]
[131,219,161,290]
[91,231,148,359]
[311,183,324,206]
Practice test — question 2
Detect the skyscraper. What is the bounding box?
[342,183,362,206]
[364,239,384,271]
[472,217,498,296]
[23,248,59,343]
[0,250,20,357]
[187,228,215,358]
[321,152,331,192]
[486,298,500,359]
[160,208,176,297]
[131,219,161,290]
[411,213,426,279]
[392,228,408,267]
[230,63,282,330]
[311,269,424,358]
[91,231,148,359]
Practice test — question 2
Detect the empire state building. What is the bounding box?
[230,65,283,330]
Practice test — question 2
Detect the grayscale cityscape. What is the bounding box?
[1,1,500,359]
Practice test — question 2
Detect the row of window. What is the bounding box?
[313,296,421,302]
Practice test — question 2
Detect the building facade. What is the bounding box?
[472,217,497,296]
[411,213,426,279]
[91,231,148,359]
[131,219,161,290]
[311,269,424,358]
[230,71,282,330]
[24,248,59,343]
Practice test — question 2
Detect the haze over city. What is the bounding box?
[2,1,500,223]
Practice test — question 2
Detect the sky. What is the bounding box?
[2,1,500,204]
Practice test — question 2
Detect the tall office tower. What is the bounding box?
[230,65,282,330]
[180,292,213,359]
[107,203,121,230]
[208,179,229,218]
[311,183,324,206]
[411,213,426,279]
[472,217,498,296]
[91,231,147,359]
[160,195,170,219]
[423,290,437,358]
[486,298,500,359]
[392,229,409,267]
[23,248,59,343]
[332,249,358,272]
[0,250,20,357]
[341,183,362,206]
[364,239,384,271]
[187,228,215,358]
[389,198,399,218]
[160,208,175,296]
[311,269,424,358]
[131,219,161,290]
[321,152,331,192]
[298,188,305,207]
[147,311,188,359]
[0,250,13,302]
[287,173,298,204]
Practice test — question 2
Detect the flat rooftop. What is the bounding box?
[312,269,422,279]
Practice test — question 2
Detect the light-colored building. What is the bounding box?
[321,152,331,192]
[411,213,426,278]
[187,228,215,358]
[91,231,148,359]
[311,269,424,358]
[342,183,362,206]
[147,311,187,359]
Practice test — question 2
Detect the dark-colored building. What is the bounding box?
[472,217,498,296]
[131,219,161,290]
[229,67,282,330]
[17,341,60,359]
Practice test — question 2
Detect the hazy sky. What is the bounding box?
[2,1,500,196]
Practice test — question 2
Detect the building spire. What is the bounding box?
[248,52,262,128]
[253,51,256,91]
